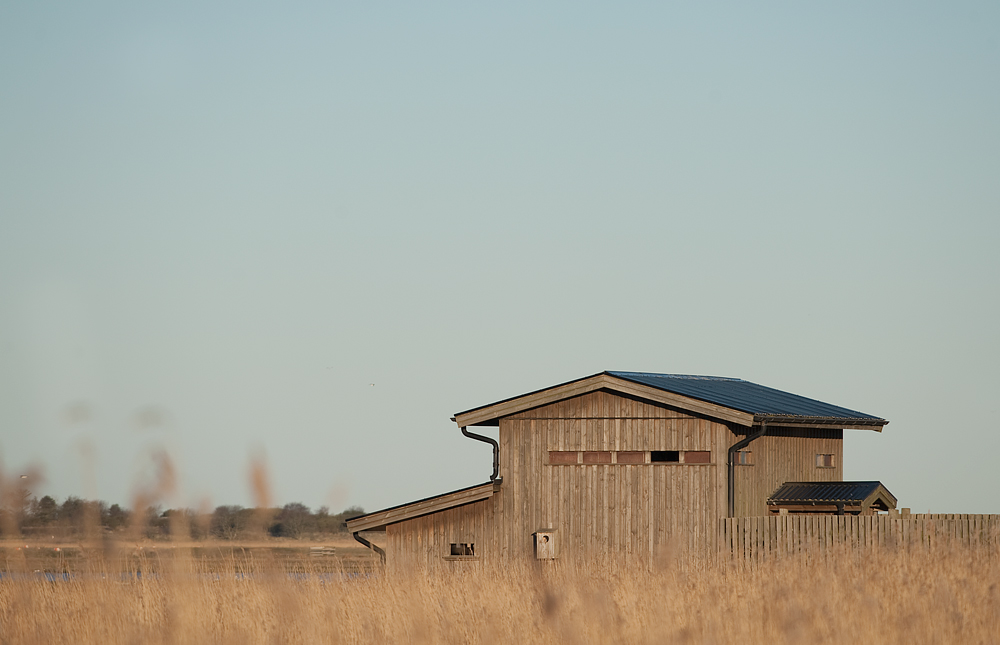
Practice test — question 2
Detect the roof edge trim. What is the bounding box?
[345,481,499,532]
[753,414,888,431]
[453,373,755,427]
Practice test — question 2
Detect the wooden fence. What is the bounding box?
[719,514,1000,562]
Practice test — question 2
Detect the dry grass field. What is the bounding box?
[2,540,998,645]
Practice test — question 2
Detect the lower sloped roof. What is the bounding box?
[345,481,499,532]
[767,481,897,509]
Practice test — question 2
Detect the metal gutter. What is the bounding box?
[353,531,385,564]
[459,424,500,482]
[753,414,887,429]
[727,421,768,518]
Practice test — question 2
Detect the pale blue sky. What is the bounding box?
[1,2,998,514]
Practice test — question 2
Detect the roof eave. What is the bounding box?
[753,414,888,431]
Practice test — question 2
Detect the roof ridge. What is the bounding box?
[609,371,744,382]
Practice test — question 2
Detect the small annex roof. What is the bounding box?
[345,481,500,533]
[767,481,897,512]
[453,371,888,430]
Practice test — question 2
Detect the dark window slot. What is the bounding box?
[450,543,474,556]
[650,450,680,463]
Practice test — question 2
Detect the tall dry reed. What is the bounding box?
[2,543,998,644]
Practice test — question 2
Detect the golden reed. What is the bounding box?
[1,542,998,645]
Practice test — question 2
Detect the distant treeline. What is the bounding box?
[2,495,365,540]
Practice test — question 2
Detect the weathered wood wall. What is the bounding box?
[733,428,843,517]
[385,390,849,570]
[720,514,1000,562]
[385,498,494,573]
[497,390,728,565]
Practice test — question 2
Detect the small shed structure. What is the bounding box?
[767,481,897,515]
[347,371,889,570]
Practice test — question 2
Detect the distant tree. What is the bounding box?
[211,505,250,540]
[314,506,339,534]
[102,503,130,531]
[1,485,33,534]
[34,495,59,526]
[141,506,168,538]
[156,508,185,539]
[329,505,365,533]
[6,493,371,539]
[51,497,105,535]
[58,497,86,529]
[271,502,312,538]
[186,509,210,540]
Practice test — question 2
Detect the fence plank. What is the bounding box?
[718,515,1000,562]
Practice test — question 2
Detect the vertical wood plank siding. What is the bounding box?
[388,391,847,570]
[734,428,843,517]
[719,515,1000,562]
[385,498,494,574]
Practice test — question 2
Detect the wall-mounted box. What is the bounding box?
[533,530,557,560]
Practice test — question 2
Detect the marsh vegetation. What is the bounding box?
[2,540,997,644]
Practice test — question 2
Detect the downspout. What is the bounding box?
[727,420,768,518]
[353,531,386,564]
[460,425,500,482]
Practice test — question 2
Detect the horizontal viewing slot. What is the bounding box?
[548,451,712,465]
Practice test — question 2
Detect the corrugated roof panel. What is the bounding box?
[608,372,883,421]
[767,481,887,504]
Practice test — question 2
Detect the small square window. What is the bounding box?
[815,454,835,468]
[651,450,680,463]
[736,450,753,466]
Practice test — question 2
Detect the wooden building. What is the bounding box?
[766,481,897,516]
[346,371,888,570]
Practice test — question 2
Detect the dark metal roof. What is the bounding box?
[767,481,896,505]
[608,372,886,424]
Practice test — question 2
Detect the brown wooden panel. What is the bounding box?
[684,450,711,464]
[616,451,645,464]
[549,450,579,464]
[582,451,612,464]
